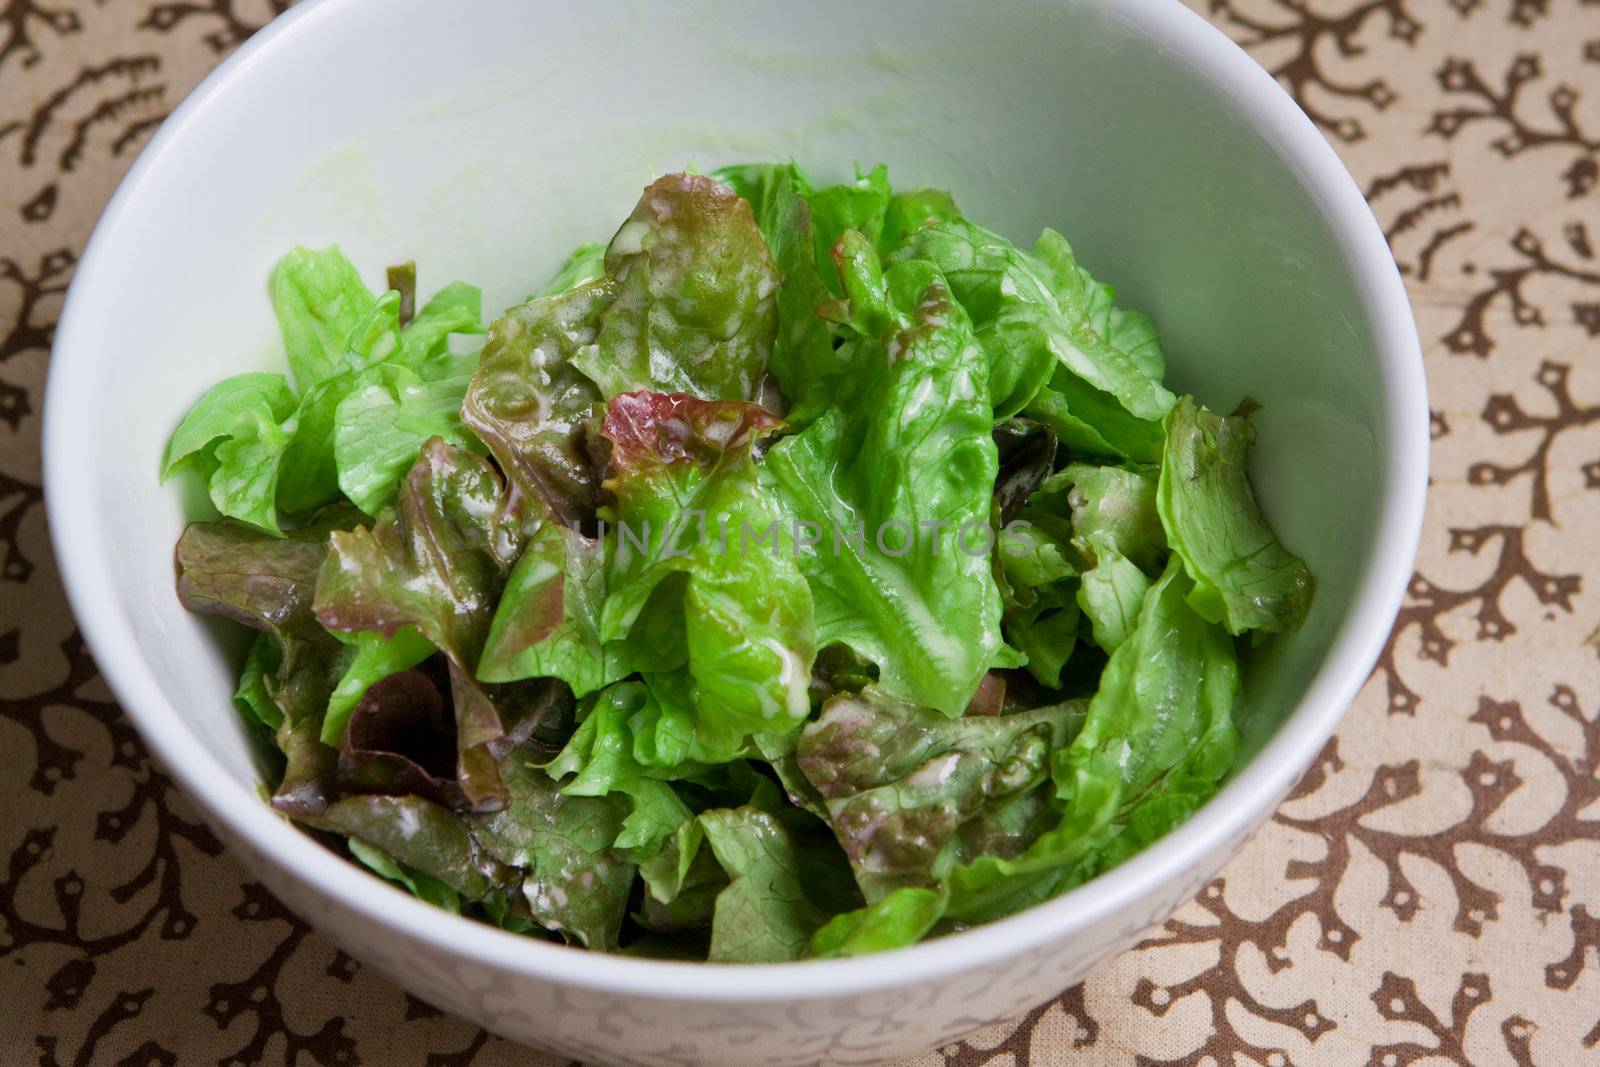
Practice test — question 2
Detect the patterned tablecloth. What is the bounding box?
[4,1,1599,1063]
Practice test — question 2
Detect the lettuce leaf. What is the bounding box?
[309,793,517,902]
[167,250,482,532]
[699,806,828,962]
[461,282,610,531]
[895,222,1174,427]
[335,666,467,809]
[715,162,843,420]
[1158,396,1313,634]
[163,372,297,480]
[233,633,283,732]
[468,752,635,949]
[333,362,480,516]
[314,438,552,808]
[766,268,1003,716]
[175,504,368,812]
[599,391,815,756]
[477,523,687,695]
[881,187,962,249]
[348,838,462,913]
[1053,463,1165,653]
[537,242,606,298]
[945,558,1239,920]
[574,174,780,402]
[322,626,436,745]
[270,246,381,392]
[809,886,947,958]
[798,686,1083,902]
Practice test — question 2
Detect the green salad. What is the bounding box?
[165,163,1312,960]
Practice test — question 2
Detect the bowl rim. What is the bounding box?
[44,0,1427,1002]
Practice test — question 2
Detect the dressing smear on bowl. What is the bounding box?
[162,163,1311,961]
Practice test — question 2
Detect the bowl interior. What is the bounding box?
[54,0,1392,920]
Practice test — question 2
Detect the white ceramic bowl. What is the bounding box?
[44,0,1427,1063]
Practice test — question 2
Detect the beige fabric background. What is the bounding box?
[3,1,1598,1063]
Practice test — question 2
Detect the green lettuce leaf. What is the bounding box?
[1052,463,1165,653]
[348,838,462,913]
[1158,396,1313,634]
[333,362,480,516]
[537,242,607,298]
[766,269,1003,716]
[540,681,700,860]
[699,806,828,962]
[809,886,947,958]
[163,372,297,479]
[477,522,687,695]
[599,391,815,756]
[1033,228,1164,382]
[270,246,380,392]
[233,632,283,732]
[394,281,485,367]
[881,187,962,249]
[807,164,892,282]
[895,220,1174,428]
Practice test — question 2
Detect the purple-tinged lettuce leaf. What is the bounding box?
[461,282,611,532]
[314,438,550,809]
[574,174,780,403]
[175,503,373,814]
[467,752,635,950]
[307,793,517,902]
[713,162,843,421]
[797,686,1082,902]
[176,503,362,645]
[335,666,468,809]
[993,419,1058,524]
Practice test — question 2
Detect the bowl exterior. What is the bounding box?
[216,792,1274,1065]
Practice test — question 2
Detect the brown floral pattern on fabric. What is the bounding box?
[3,0,1599,1063]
